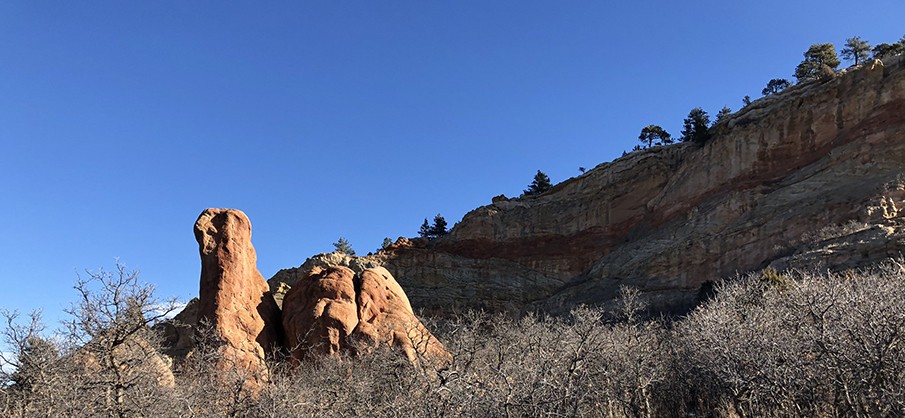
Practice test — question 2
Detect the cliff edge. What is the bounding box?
[273,56,905,315]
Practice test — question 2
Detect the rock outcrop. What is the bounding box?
[353,267,451,367]
[194,208,281,389]
[155,297,198,360]
[271,56,905,315]
[282,265,450,367]
[281,266,359,358]
[156,209,448,386]
[76,334,176,389]
[269,252,381,309]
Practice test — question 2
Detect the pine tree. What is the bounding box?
[524,170,553,196]
[680,108,711,144]
[418,219,431,238]
[638,125,672,148]
[429,214,449,237]
[761,79,791,96]
[742,95,752,106]
[794,43,840,82]
[380,237,393,251]
[840,36,871,66]
[332,237,355,255]
[714,106,732,125]
[873,42,905,60]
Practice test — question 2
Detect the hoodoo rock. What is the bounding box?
[194,208,281,388]
[282,265,450,366]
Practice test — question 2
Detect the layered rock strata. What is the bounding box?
[271,56,905,315]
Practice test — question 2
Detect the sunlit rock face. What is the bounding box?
[272,56,905,315]
[281,266,451,367]
[194,208,281,391]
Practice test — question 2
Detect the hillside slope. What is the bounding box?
[273,55,905,315]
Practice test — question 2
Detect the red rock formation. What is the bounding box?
[353,267,451,367]
[281,265,450,366]
[281,266,359,358]
[194,208,280,390]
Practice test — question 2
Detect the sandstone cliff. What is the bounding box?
[271,55,905,315]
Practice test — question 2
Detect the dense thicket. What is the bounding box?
[3,263,905,417]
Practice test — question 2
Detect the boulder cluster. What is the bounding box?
[185,208,449,388]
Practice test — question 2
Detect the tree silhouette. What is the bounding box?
[638,125,672,148]
[795,43,840,82]
[714,106,732,125]
[762,79,791,96]
[680,108,711,144]
[429,214,449,237]
[524,170,553,196]
[418,216,449,239]
[841,36,871,66]
[873,42,904,60]
[418,219,431,238]
[332,237,355,255]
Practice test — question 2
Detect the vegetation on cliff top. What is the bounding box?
[523,170,554,196]
[631,34,903,157]
[418,214,449,239]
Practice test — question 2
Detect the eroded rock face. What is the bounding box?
[194,208,280,388]
[282,266,450,366]
[268,56,905,316]
[115,335,177,389]
[353,267,450,367]
[155,297,198,360]
[76,334,176,389]
[281,266,359,357]
[269,252,381,309]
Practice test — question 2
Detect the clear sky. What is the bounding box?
[1,1,903,327]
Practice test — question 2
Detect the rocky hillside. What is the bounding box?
[271,55,905,315]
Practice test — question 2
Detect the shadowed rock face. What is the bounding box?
[353,267,450,367]
[194,208,281,389]
[270,56,905,316]
[155,297,198,360]
[281,266,450,367]
[76,334,176,389]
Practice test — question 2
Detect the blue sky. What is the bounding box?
[1,1,903,328]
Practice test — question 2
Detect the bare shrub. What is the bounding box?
[0,263,182,418]
[799,219,871,243]
[3,262,905,417]
[0,310,71,417]
[676,265,905,417]
[169,319,269,417]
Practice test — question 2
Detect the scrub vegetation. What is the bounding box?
[3,262,905,417]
